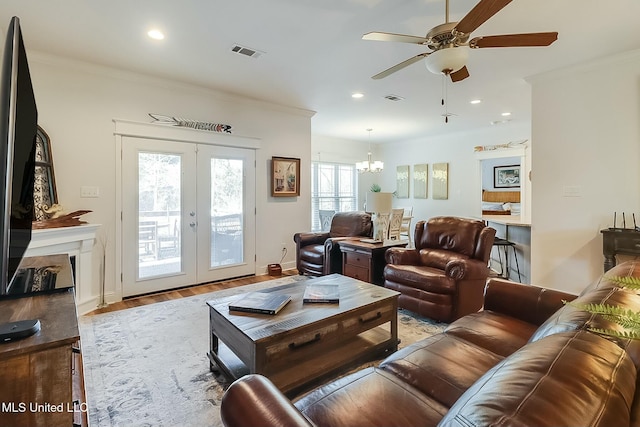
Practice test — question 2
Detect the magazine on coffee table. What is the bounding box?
[229,292,291,315]
[303,284,340,303]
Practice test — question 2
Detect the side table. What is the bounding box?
[600,228,640,272]
[340,239,408,285]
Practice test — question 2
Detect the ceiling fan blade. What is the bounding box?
[455,0,513,35]
[470,32,558,48]
[449,66,470,82]
[371,53,429,80]
[363,31,428,45]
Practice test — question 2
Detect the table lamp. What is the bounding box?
[366,192,393,241]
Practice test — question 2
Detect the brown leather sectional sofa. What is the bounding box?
[220,261,640,427]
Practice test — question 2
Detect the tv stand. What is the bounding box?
[0,255,86,426]
[0,318,40,342]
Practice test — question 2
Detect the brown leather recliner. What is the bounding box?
[384,216,495,322]
[294,211,372,276]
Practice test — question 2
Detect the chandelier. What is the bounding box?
[356,128,383,173]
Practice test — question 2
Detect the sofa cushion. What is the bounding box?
[328,211,372,238]
[445,311,538,357]
[579,261,640,295]
[417,216,485,258]
[298,244,324,264]
[384,265,455,294]
[379,333,503,408]
[530,286,640,343]
[483,278,576,326]
[438,331,637,427]
[418,249,469,271]
[294,367,448,427]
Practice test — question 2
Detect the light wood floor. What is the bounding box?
[86,270,298,316]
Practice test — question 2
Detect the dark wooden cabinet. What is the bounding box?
[340,240,407,285]
[601,229,640,272]
[0,256,86,427]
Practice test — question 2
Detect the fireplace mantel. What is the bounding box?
[25,223,100,314]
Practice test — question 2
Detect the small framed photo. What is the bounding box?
[271,156,300,197]
[494,165,520,188]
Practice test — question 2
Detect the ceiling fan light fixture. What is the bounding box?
[424,47,469,75]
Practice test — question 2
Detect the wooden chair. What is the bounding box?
[399,207,413,246]
[157,219,180,259]
[318,210,335,232]
[139,220,158,258]
[388,208,404,241]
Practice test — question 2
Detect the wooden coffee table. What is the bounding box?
[206,274,399,397]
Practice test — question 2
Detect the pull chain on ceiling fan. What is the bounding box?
[363,0,558,82]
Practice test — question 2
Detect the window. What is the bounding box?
[311,162,357,231]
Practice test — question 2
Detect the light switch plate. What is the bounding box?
[80,186,99,198]
[562,185,581,197]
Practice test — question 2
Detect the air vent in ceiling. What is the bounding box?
[384,94,405,102]
[230,44,263,59]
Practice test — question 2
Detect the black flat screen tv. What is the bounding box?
[0,16,40,341]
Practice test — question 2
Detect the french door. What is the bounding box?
[121,137,255,297]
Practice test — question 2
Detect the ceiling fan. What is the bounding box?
[363,0,558,82]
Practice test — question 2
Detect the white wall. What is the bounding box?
[528,50,640,294]
[375,124,531,231]
[29,53,313,309]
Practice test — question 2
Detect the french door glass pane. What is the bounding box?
[210,158,244,268]
[138,152,182,279]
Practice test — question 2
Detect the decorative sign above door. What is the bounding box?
[149,113,232,134]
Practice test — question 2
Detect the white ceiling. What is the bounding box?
[1,0,640,143]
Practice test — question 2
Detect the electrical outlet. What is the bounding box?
[281,242,287,252]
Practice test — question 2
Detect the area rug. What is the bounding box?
[79,276,446,427]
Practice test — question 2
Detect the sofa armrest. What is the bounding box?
[293,232,330,247]
[445,258,489,280]
[221,375,314,427]
[322,237,352,275]
[385,247,420,265]
[483,278,578,326]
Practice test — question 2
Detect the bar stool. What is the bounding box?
[492,237,521,282]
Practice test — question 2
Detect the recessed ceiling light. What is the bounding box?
[352,93,364,99]
[470,99,482,104]
[501,112,512,117]
[147,29,165,40]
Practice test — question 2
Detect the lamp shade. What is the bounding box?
[366,192,392,213]
[424,47,468,75]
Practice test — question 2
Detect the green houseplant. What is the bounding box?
[566,275,640,339]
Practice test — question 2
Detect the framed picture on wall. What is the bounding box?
[413,164,428,199]
[432,162,448,200]
[271,156,300,197]
[494,165,520,188]
[396,165,409,198]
